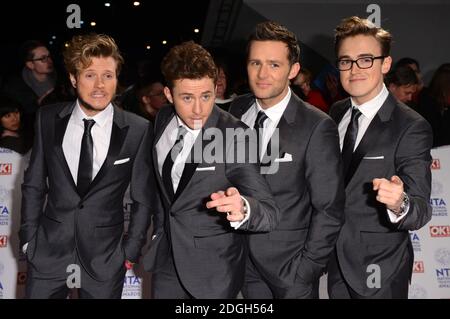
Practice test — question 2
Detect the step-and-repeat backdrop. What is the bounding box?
[1,146,450,299]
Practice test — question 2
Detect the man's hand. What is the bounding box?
[206,187,246,222]
[373,175,405,212]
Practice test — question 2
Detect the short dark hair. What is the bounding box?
[161,41,217,89]
[20,40,47,63]
[335,16,392,57]
[247,21,300,66]
[385,65,419,87]
[395,57,420,72]
[0,95,21,118]
[63,33,124,77]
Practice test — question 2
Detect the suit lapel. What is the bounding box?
[153,107,176,204]
[86,105,129,195]
[54,102,78,193]
[345,94,397,186]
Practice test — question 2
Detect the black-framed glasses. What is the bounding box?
[31,55,52,63]
[336,56,386,71]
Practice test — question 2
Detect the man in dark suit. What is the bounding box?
[327,16,433,299]
[229,21,345,299]
[19,34,155,298]
[142,41,280,299]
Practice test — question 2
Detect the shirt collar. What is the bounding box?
[176,115,201,138]
[255,87,291,123]
[351,84,389,119]
[73,100,114,128]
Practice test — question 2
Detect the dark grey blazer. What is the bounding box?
[143,104,280,298]
[20,102,155,281]
[229,93,345,292]
[328,94,433,296]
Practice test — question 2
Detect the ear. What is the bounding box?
[142,95,150,106]
[25,61,34,70]
[164,86,173,104]
[288,62,301,80]
[69,74,77,88]
[381,56,392,75]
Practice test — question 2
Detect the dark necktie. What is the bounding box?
[342,107,362,178]
[254,110,268,162]
[77,119,96,197]
[162,126,187,200]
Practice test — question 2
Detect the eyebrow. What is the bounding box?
[338,53,376,59]
[179,91,213,96]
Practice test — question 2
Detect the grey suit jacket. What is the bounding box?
[229,93,345,290]
[143,104,280,298]
[329,94,433,296]
[20,102,155,281]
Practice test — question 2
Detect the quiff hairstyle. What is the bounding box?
[63,33,124,77]
[161,41,217,90]
[247,21,300,66]
[334,16,392,57]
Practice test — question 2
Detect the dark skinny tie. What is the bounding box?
[254,110,268,162]
[77,119,96,197]
[342,107,362,178]
[162,126,187,200]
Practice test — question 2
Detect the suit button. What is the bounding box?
[79,204,84,209]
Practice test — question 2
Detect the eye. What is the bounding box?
[103,73,114,80]
[85,73,95,79]
[182,96,192,103]
[201,94,211,101]
[339,60,351,66]
[361,57,373,63]
[249,61,260,67]
[270,63,280,68]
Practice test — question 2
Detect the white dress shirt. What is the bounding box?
[337,85,408,223]
[241,88,291,158]
[62,100,113,184]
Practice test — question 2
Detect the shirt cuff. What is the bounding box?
[387,202,410,223]
[230,196,251,229]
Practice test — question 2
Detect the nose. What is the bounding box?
[192,98,202,115]
[257,64,268,79]
[94,76,105,88]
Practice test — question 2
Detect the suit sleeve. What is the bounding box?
[297,117,346,282]
[19,108,48,246]
[395,117,433,231]
[124,121,156,262]
[225,127,280,232]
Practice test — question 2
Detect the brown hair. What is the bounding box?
[63,33,124,77]
[247,21,300,66]
[429,63,450,110]
[335,16,392,57]
[161,41,217,89]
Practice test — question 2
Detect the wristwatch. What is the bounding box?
[394,192,410,216]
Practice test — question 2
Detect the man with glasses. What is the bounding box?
[327,16,433,299]
[2,40,72,130]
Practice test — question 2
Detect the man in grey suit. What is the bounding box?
[327,16,433,298]
[142,41,280,299]
[229,21,345,298]
[20,34,155,298]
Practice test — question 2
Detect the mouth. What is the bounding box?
[91,92,107,98]
[256,82,271,89]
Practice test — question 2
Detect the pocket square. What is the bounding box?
[274,153,293,162]
[114,158,130,165]
[363,156,384,160]
[196,166,216,171]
